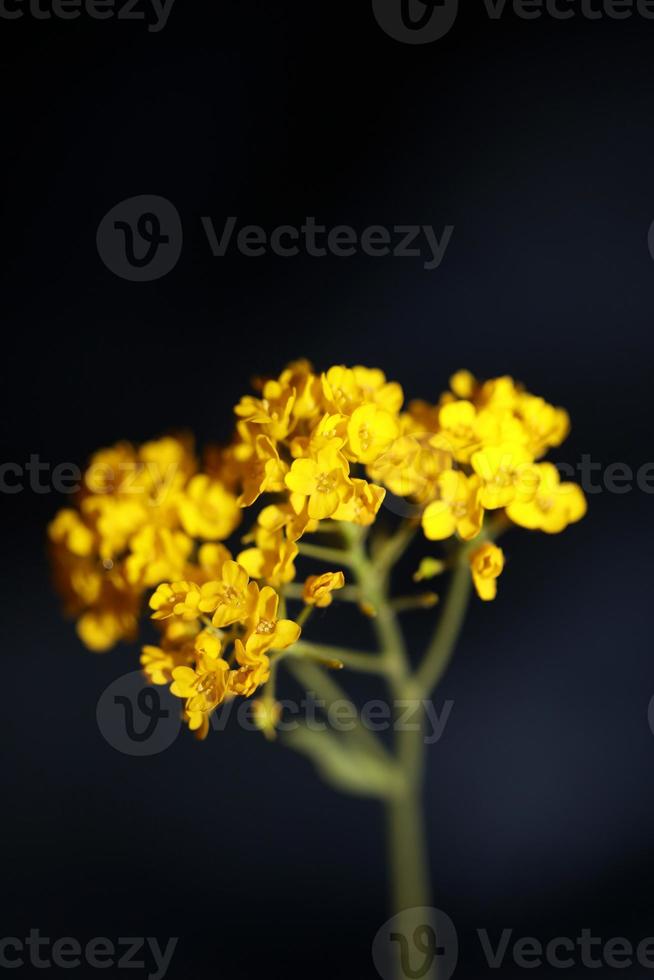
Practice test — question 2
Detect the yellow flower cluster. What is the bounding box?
[145,560,300,738]
[49,361,586,736]
[48,436,241,651]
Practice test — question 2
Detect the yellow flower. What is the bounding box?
[470,442,540,509]
[124,525,193,586]
[84,441,139,495]
[194,629,222,658]
[369,435,450,503]
[237,434,288,507]
[234,379,296,441]
[171,651,230,730]
[279,360,323,422]
[469,542,504,601]
[517,395,570,458]
[197,542,232,579]
[179,474,241,540]
[477,375,521,412]
[347,404,399,465]
[149,581,202,621]
[48,509,95,558]
[82,495,148,560]
[141,642,194,685]
[449,369,477,399]
[506,463,587,533]
[77,608,137,651]
[303,571,346,607]
[434,400,480,460]
[290,412,349,459]
[229,639,271,697]
[285,441,352,520]
[422,470,484,541]
[136,435,196,503]
[252,698,282,740]
[244,586,301,655]
[237,526,298,588]
[331,478,386,526]
[322,365,403,416]
[197,560,257,628]
[75,575,141,651]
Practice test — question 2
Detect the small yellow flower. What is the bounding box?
[449,369,477,399]
[48,509,95,558]
[229,639,271,698]
[237,434,288,508]
[237,528,298,588]
[303,571,346,607]
[194,629,222,659]
[347,404,399,465]
[124,525,193,587]
[331,478,386,526]
[517,395,570,458]
[141,643,194,685]
[234,380,296,441]
[197,560,257,628]
[422,470,484,541]
[470,442,539,509]
[244,586,301,655]
[171,652,231,730]
[149,581,202,621]
[285,441,352,521]
[469,542,505,601]
[197,542,232,579]
[75,574,141,651]
[82,496,147,560]
[179,474,241,540]
[434,400,480,460]
[322,365,403,416]
[506,463,587,533]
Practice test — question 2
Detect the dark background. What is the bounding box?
[2,1,654,977]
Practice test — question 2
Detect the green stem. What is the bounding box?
[386,784,432,917]
[297,541,352,566]
[284,657,394,764]
[291,639,389,675]
[415,556,472,695]
[416,515,508,696]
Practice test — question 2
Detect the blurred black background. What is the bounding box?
[2,1,654,977]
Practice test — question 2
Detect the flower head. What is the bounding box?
[469,542,505,601]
